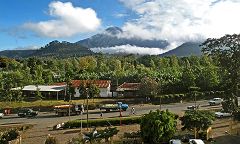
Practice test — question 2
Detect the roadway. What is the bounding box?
[0,99,223,127]
[1,99,237,144]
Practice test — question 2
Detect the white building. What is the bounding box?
[70,80,111,98]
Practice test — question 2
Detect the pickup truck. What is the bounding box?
[99,102,129,112]
[17,108,38,117]
[54,104,83,116]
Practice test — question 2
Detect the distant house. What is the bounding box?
[12,85,66,100]
[55,80,112,98]
[71,80,111,98]
[116,82,140,96]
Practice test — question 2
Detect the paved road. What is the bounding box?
[0,99,235,144]
[0,99,222,127]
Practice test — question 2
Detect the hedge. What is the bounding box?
[63,116,141,129]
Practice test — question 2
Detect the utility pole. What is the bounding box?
[119,106,122,126]
[159,96,162,110]
[86,91,89,131]
[68,94,71,121]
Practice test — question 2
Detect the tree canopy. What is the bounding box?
[180,110,215,137]
[140,110,178,143]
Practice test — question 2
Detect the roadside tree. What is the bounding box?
[180,110,215,137]
[202,34,240,107]
[141,110,178,143]
[139,77,158,99]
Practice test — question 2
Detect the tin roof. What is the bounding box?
[117,82,140,91]
[54,80,111,88]
[12,85,66,92]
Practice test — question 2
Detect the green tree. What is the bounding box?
[67,83,76,101]
[181,60,196,92]
[141,110,178,143]
[139,77,158,99]
[180,110,215,137]
[202,34,240,107]
[78,83,88,98]
[88,83,100,103]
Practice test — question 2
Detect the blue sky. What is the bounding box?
[1,0,240,52]
[0,0,131,50]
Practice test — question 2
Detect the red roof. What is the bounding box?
[54,80,111,88]
[117,82,140,91]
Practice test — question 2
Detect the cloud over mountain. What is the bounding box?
[23,1,101,38]
[91,44,169,55]
[119,0,240,47]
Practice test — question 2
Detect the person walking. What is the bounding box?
[100,112,103,118]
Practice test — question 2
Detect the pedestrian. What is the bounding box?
[100,112,103,118]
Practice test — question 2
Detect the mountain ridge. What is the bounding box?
[0,27,203,58]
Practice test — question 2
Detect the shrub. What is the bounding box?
[0,129,19,143]
[124,131,141,139]
[45,134,58,144]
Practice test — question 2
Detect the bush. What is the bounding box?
[124,131,141,139]
[0,129,19,143]
[63,116,141,129]
[45,135,58,144]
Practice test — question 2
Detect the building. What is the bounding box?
[116,82,140,97]
[55,80,112,98]
[71,80,111,97]
[12,85,66,100]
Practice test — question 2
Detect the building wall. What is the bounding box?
[74,84,111,97]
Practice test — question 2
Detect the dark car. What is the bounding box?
[187,104,200,110]
[17,108,38,117]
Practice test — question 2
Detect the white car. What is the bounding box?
[189,139,205,144]
[169,139,182,144]
[208,98,223,106]
[215,111,232,118]
[0,113,4,118]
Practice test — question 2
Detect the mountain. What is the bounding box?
[0,26,203,58]
[77,27,169,48]
[32,40,93,57]
[0,50,36,58]
[0,41,93,58]
[160,42,202,57]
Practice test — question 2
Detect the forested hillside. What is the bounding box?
[0,54,227,101]
[0,40,93,58]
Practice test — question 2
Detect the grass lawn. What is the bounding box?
[0,98,116,109]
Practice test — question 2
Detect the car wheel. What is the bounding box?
[220,115,223,118]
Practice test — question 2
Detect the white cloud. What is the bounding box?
[91,44,169,55]
[119,0,240,47]
[23,1,101,38]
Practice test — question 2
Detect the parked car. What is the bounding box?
[215,110,232,118]
[0,113,3,118]
[17,108,38,117]
[169,139,182,144]
[208,98,223,106]
[189,139,205,144]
